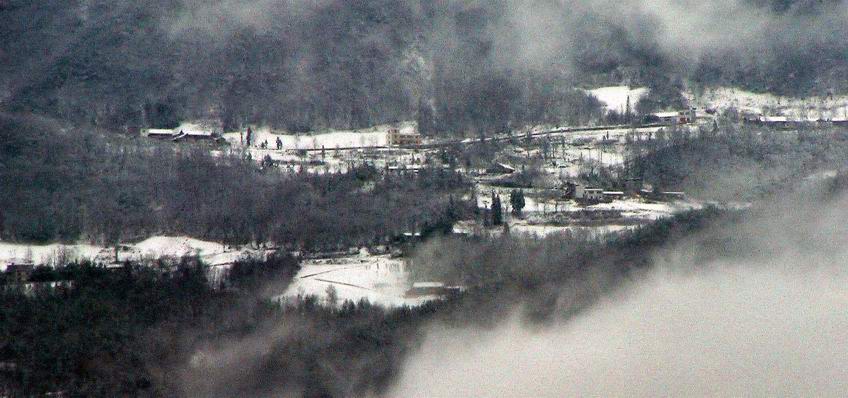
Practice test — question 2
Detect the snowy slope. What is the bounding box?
[586,86,649,114]
[134,236,227,258]
[276,254,437,307]
[0,236,261,270]
[0,242,102,269]
[687,87,848,120]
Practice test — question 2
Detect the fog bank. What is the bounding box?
[391,266,848,396]
[390,192,848,397]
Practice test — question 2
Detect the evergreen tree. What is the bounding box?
[491,191,502,226]
[510,189,525,217]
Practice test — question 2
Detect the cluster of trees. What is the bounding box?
[483,189,525,227]
[409,207,729,293]
[0,114,472,249]
[621,124,848,200]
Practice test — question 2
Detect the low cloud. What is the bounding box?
[389,192,848,397]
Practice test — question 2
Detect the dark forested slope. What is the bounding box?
[2,0,846,135]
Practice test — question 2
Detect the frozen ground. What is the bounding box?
[585,86,650,114]
[276,254,437,307]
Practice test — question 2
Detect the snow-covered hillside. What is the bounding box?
[687,87,848,120]
[276,253,438,307]
[0,236,264,271]
[0,242,102,269]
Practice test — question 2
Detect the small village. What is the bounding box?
[7,2,848,395]
[0,88,733,305]
[3,86,848,305]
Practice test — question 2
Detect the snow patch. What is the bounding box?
[585,86,649,114]
[276,254,436,308]
[0,236,262,271]
[688,87,848,120]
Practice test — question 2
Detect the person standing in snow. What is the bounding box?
[276,137,282,150]
[246,127,253,147]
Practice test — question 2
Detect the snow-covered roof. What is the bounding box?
[145,129,177,136]
[654,111,684,118]
[760,116,789,122]
[497,163,516,171]
[176,122,218,135]
[603,191,625,195]
[412,282,445,288]
[183,130,214,136]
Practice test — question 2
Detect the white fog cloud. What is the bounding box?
[390,193,848,397]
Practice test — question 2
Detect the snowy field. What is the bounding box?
[583,199,701,221]
[276,254,437,307]
[509,223,636,238]
[0,236,266,271]
[222,121,417,150]
[585,86,650,114]
[687,87,848,120]
[0,242,103,269]
[474,184,702,238]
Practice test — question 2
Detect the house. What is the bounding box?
[387,128,422,146]
[833,118,848,127]
[660,191,686,200]
[640,189,686,201]
[744,115,816,129]
[392,231,422,246]
[143,128,179,139]
[451,220,479,237]
[144,123,223,143]
[485,163,516,175]
[649,109,696,125]
[564,181,583,199]
[4,263,34,283]
[603,191,625,200]
[172,130,218,142]
[756,116,794,129]
[583,188,604,202]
